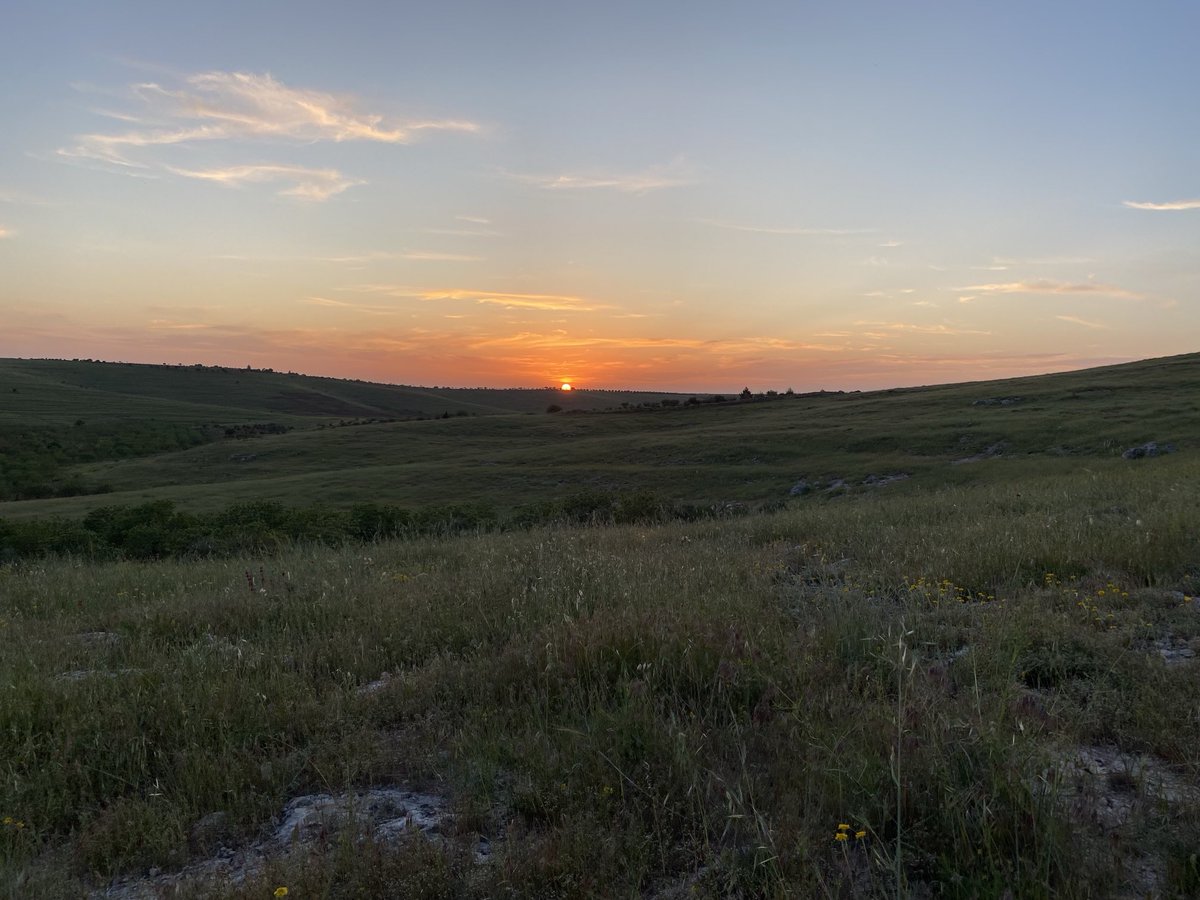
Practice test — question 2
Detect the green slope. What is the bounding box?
[0,358,688,422]
[2,352,1196,520]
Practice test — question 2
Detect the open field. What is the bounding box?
[0,358,689,507]
[2,354,1199,897]
[2,352,1199,520]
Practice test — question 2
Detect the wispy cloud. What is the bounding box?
[420,289,603,312]
[304,296,399,316]
[504,158,699,194]
[422,227,501,237]
[855,321,991,336]
[56,71,480,201]
[401,251,484,262]
[1123,198,1200,211]
[456,215,490,224]
[699,219,872,236]
[468,332,845,353]
[61,70,480,166]
[167,163,363,200]
[879,239,904,248]
[0,188,56,206]
[345,284,606,312]
[1055,315,1109,330]
[957,279,1146,301]
[992,255,1095,266]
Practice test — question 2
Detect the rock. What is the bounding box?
[273,789,449,847]
[952,442,1008,465]
[823,479,848,492]
[788,480,811,496]
[1122,441,1176,460]
[1153,637,1197,666]
[972,396,1024,406]
[861,473,910,487]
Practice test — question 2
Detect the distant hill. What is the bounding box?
[0,358,690,424]
[1,352,1197,519]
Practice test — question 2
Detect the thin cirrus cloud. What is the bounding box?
[60,70,480,166]
[345,284,606,312]
[304,296,400,316]
[1123,198,1200,211]
[854,321,991,337]
[699,219,873,236]
[956,279,1146,301]
[166,164,363,200]
[1056,315,1109,330]
[502,158,699,194]
[468,332,845,353]
[56,70,480,201]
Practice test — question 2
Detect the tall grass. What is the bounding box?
[2,460,1198,896]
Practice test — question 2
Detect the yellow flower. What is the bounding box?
[837,823,850,831]
[274,889,289,898]
[2,817,11,825]
[855,830,867,839]
[834,832,849,841]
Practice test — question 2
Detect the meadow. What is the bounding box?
[2,355,1199,898]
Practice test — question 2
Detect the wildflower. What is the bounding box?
[274,889,289,898]
[834,832,849,841]
[837,823,850,831]
[2,817,11,825]
[855,829,867,839]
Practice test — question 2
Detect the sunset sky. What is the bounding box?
[2,1,1198,391]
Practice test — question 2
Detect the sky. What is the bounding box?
[1,1,1198,391]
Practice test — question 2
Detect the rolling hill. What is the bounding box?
[1,352,1197,520]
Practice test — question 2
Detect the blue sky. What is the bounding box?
[1,1,1197,390]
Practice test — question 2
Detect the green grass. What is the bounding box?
[3,458,1199,897]
[4,351,1199,520]
[2,352,1199,896]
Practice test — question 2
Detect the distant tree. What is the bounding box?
[740,387,753,399]
[785,387,795,396]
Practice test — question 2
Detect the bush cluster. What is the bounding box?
[0,491,760,562]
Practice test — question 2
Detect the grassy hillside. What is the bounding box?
[3,351,1199,897]
[2,351,1197,520]
[0,358,687,504]
[0,358,688,422]
[4,457,1199,897]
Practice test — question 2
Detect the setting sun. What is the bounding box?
[560,382,573,391]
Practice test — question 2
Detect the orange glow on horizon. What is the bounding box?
[560,382,573,391]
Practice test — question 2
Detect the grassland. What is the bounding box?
[3,352,1199,520]
[2,354,1199,897]
[0,358,688,506]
